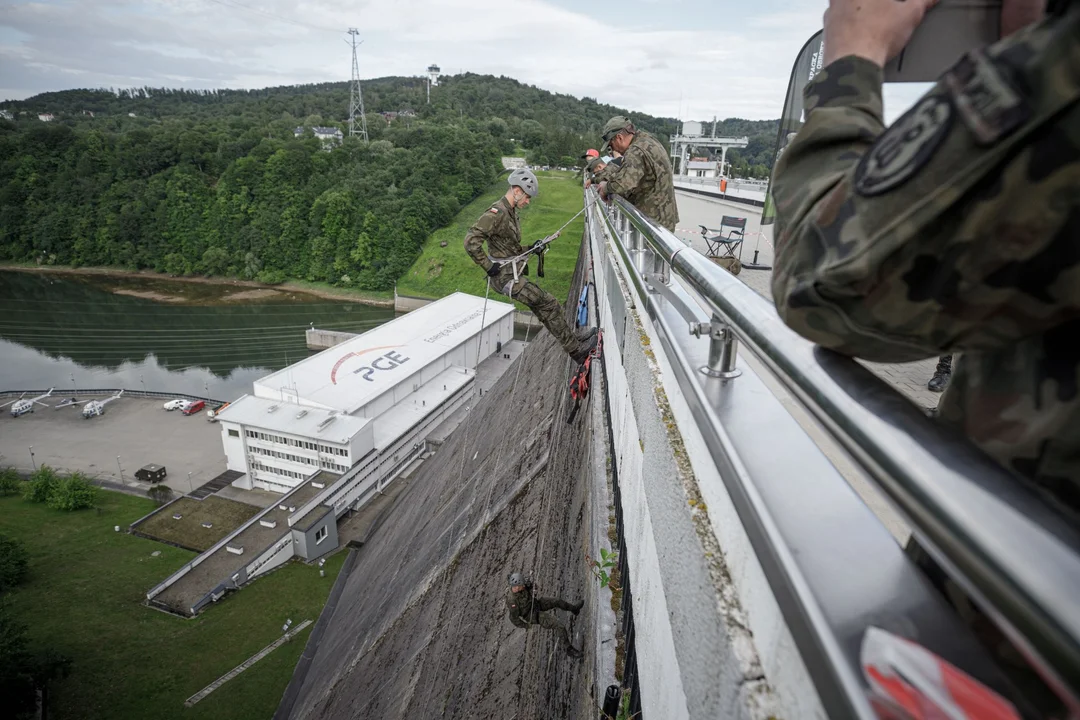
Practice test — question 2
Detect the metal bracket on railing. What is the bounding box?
[690,315,741,379]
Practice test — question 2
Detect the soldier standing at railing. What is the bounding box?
[595,116,680,232]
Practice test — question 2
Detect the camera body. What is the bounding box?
[884,0,1002,82]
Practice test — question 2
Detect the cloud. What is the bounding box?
[0,0,830,119]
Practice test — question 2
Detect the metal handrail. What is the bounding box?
[603,191,1080,711]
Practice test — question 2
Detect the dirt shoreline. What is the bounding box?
[0,265,395,307]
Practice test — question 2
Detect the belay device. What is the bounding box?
[566,330,602,424]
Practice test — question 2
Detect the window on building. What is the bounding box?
[315,526,328,544]
[229,429,239,438]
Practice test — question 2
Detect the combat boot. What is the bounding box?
[570,334,599,365]
[566,645,584,659]
[570,599,584,615]
[576,327,597,342]
[928,355,952,393]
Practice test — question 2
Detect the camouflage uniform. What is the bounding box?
[770,8,1080,518]
[584,157,606,186]
[505,585,579,651]
[602,131,680,232]
[464,196,584,359]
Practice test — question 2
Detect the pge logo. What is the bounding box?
[329,346,409,385]
[353,350,410,382]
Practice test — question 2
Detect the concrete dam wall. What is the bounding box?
[279,249,599,719]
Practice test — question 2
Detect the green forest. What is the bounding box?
[0,74,777,291]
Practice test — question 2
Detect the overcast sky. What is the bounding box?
[0,0,929,121]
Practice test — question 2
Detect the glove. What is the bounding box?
[486,262,502,278]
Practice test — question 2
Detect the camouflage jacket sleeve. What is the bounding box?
[604,144,647,198]
[771,28,1080,363]
[464,207,501,271]
[506,592,528,628]
[592,163,617,185]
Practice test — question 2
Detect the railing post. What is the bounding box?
[632,229,651,278]
[690,314,741,379]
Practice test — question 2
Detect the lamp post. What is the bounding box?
[28,446,36,472]
[116,455,123,483]
[187,472,194,494]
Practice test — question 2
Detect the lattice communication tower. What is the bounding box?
[347,28,368,142]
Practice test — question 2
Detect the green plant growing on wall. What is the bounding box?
[586,547,618,589]
[616,688,640,720]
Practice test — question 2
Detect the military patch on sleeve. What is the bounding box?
[489,207,500,214]
[943,50,1031,146]
[854,94,953,197]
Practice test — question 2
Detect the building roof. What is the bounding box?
[216,394,371,444]
[294,126,343,136]
[255,292,513,416]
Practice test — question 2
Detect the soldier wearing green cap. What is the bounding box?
[584,156,607,188]
[595,116,679,232]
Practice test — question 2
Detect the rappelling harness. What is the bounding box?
[566,329,602,424]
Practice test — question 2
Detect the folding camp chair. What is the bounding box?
[699,216,746,260]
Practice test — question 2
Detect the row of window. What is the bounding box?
[245,429,348,456]
[251,460,306,481]
[251,446,317,466]
[249,449,348,475]
[315,526,328,544]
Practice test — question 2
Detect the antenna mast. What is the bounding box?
[347,28,369,143]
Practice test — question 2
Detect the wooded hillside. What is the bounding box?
[0,75,776,290]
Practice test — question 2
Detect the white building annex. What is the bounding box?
[217,292,515,494]
[147,293,518,616]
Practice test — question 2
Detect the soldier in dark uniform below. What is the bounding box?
[595,116,680,232]
[505,572,583,658]
[464,169,597,364]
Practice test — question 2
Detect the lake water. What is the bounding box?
[0,271,395,402]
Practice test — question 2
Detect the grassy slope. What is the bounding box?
[0,490,345,720]
[396,170,585,309]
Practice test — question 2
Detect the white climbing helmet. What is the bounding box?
[508,168,539,198]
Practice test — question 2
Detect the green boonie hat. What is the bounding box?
[600,115,631,150]
[586,156,604,172]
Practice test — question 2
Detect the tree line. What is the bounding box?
[0,73,778,289]
[0,114,500,289]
